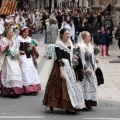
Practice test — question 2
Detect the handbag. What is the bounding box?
[95,64,104,86]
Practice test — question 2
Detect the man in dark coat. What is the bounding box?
[115,23,120,50]
[58,10,66,29]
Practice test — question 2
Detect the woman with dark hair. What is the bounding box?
[40,12,48,33]
[61,15,75,43]
[16,26,41,94]
[78,17,91,34]
[104,11,114,55]
[115,23,120,51]
[43,28,85,114]
[0,27,22,97]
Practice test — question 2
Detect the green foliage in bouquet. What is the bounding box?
[72,47,80,69]
[2,45,19,59]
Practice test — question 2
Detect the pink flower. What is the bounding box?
[1,45,7,53]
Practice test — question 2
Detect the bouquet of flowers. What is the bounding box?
[94,46,100,56]
[72,58,79,69]
[0,45,10,54]
[1,45,19,59]
[72,47,80,69]
[31,39,38,47]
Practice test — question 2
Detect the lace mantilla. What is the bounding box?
[55,41,72,54]
[62,59,85,109]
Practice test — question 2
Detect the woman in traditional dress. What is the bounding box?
[16,26,41,94]
[0,27,22,97]
[43,28,85,114]
[77,31,98,109]
[45,18,58,59]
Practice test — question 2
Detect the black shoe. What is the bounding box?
[9,92,20,98]
[30,91,39,95]
[81,107,91,111]
[49,107,54,112]
[47,56,52,59]
[66,109,76,114]
[86,106,92,110]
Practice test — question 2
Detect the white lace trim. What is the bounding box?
[62,59,85,109]
[55,41,72,54]
[1,80,22,88]
[82,64,98,101]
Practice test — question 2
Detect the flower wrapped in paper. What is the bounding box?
[72,47,80,69]
[0,44,19,59]
[0,45,10,54]
[31,39,38,47]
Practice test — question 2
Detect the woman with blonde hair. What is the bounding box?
[77,31,98,109]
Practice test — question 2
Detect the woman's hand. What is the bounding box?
[86,69,92,75]
[60,67,66,79]
[96,59,99,63]
[74,56,79,60]
[29,44,34,48]
[17,57,21,67]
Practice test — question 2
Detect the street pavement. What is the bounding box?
[0,32,120,120]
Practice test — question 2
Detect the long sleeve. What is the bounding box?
[55,47,63,67]
[15,38,20,54]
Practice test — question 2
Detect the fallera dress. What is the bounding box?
[0,37,22,96]
[16,35,41,93]
[43,40,85,110]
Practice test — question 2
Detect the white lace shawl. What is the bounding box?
[77,33,96,70]
[48,35,73,78]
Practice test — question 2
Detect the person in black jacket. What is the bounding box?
[115,23,120,50]
[73,10,81,42]
[58,10,66,29]
[40,12,48,33]
[104,11,114,55]
[78,17,91,34]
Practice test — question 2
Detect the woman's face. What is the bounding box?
[61,30,70,42]
[83,18,87,23]
[7,28,14,38]
[84,32,91,43]
[22,29,29,38]
[66,16,70,21]
[101,27,105,31]
[101,16,104,20]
